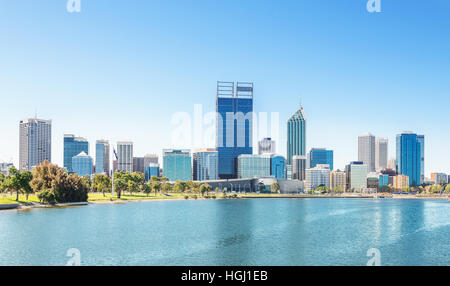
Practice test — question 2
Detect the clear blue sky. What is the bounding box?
[1,0,449,175]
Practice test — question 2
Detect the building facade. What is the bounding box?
[163,149,192,181]
[193,148,218,181]
[286,104,306,165]
[238,154,271,179]
[64,134,89,173]
[308,148,333,170]
[292,155,306,181]
[95,140,110,175]
[396,132,424,186]
[345,161,368,192]
[330,170,346,191]
[117,142,133,173]
[375,137,388,171]
[358,133,376,172]
[258,137,276,154]
[430,173,448,185]
[72,151,93,177]
[216,81,253,179]
[305,164,330,191]
[19,118,52,171]
[393,175,410,190]
[133,157,145,173]
[144,154,159,167]
[145,163,160,181]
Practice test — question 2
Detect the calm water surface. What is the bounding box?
[0,198,449,265]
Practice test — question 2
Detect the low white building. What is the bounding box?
[305,164,330,191]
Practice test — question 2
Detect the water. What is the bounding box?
[0,198,449,266]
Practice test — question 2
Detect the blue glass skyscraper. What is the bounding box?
[95,140,110,175]
[287,104,306,165]
[193,148,218,181]
[396,132,424,186]
[216,82,253,179]
[72,151,93,177]
[64,134,89,173]
[271,155,286,179]
[308,148,333,170]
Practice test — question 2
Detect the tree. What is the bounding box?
[152,181,161,196]
[7,166,24,201]
[444,184,450,193]
[200,183,212,197]
[113,171,130,198]
[162,182,172,193]
[143,183,151,196]
[92,174,111,197]
[270,182,280,194]
[173,181,186,193]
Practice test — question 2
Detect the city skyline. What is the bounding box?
[1,1,449,174]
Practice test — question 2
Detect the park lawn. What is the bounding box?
[88,192,196,202]
[0,194,40,204]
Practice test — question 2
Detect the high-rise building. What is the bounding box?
[330,170,346,191]
[64,134,89,173]
[375,137,388,171]
[95,140,110,175]
[271,155,286,179]
[19,118,52,171]
[305,164,330,191]
[286,104,306,165]
[117,142,133,173]
[145,163,160,181]
[396,132,424,186]
[393,175,410,190]
[258,137,276,154]
[193,148,218,181]
[163,149,192,181]
[292,155,306,181]
[237,154,286,179]
[216,81,253,179]
[72,151,93,177]
[345,161,368,192]
[308,148,333,170]
[379,174,389,188]
[133,157,145,173]
[144,154,159,168]
[387,158,397,172]
[358,133,375,172]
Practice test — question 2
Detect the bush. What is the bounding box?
[193,195,198,200]
[184,195,189,200]
[211,195,216,199]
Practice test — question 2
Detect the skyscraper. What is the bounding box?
[64,134,89,173]
[286,104,306,165]
[144,154,159,168]
[375,137,388,171]
[216,81,253,179]
[396,132,424,186]
[133,157,145,173]
[345,161,368,192]
[193,148,218,181]
[308,148,333,170]
[19,118,52,171]
[117,141,133,173]
[258,137,276,154]
[292,155,307,181]
[72,151,93,177]
[163,149,192,181]
[95,140,110,175]
[358,133,375,172]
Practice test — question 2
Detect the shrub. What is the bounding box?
[184,195,189,200]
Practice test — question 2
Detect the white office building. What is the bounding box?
[117,141,133,173]
[358,133,376,172]
[19,118,52,171]
[305,164,330,191]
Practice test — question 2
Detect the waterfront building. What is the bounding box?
[396,132,424,186]
[117,142,133,173]
[72,151,93,177]
[271,155,286,179]
[379,174,389,188]
[133,157,145,173]
[305,164,330,191]
[144,154,159,167]
[358,133,376,172]
[345,161,368,192]
[393,175,410,190]
[19,118,52,171]
[308,148,333,170]
[286,103,306,165]
[163,149,192,181]
[258,137,276,154]
[64,134,88,173]
[193,148,218,181]
[375,138,388,171]
[292,155,307,181]
[95,140,110,175]
[330,170,346,190]
[238,154,271,179]
[216,81,253,179]
[367,173,380,190]
[430,173,448,185]
[145,163,160,181]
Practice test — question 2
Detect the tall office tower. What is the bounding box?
[308,148,333,170]
[330,170,347,191]
[287,103,306,165]
[133,157,145,173]
[95,140,110,175]
[417,135,425,184]
[258,137,276,154]
[144,154,159,167]
[388,158,397,172]
[358,133,376,172]
[345,161,368,192]
[305,164,330,191]
[64,134,89,173]
[163,149,192,181]
[72,151,93,177]
[375,138,388,171]
[193,148,218,181]
[292,155,307,181]
[19,118,52,171]
[396,132,424,186]
[117,142,133,173]
[216,81,253,179]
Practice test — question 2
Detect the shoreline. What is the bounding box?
[0,193,448,211]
